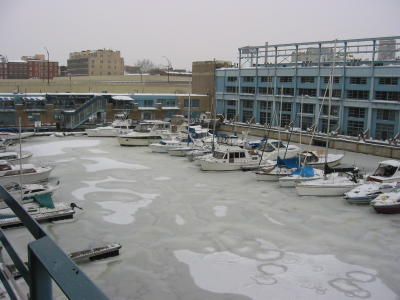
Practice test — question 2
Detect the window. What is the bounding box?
[227,109,236,120]
[348,107,365,118]
[347,90,369,100]
[300,103,314,114]
[280,114,291,127]
[282,88,294,96]
[319,89,341,98]
[378,77,398,85]
[350,77,367,85]
[242,110,253,122]
[260,76,272,82]
[143,100,153,107]
[300,76,315,83]
[322,105,339,116]
[242,76,254,82]
[323,76,340,84]
[347,120,364,136]
[260,101,272,110]
[184,99,200,107]
[158,99,176,106]
[298,88,317,97]
[227,76,237,82]
[227,100,236,106]
[241,86,255,94]
[243,100,253,109]
[375,124,394,140]
[258,87,274,95]
[301,116,314,130]
[226,86,237,93]
[259,111,267,124]
[375,91,400,101]
[282,102,292,111]
[376,109,395,121]
[279,76,292,83]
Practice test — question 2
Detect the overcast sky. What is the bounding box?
[1,0,399,70]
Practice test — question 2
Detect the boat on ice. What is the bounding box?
[255,156,300,182]
[0,151,32,165]
[278,166,325,187]
[0,180,61,209]
[295,165,362,196]
[258,139,301,161]
[344,181,400,204]
[118,121,172,146]
[366,160,400,183]
[86,117,133,137]
[371,186,400,214]
[199,146,260,171]
[0,160,53,185]
[300,150,344,168]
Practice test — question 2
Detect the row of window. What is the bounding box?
[226,109,395,139]
[225,86,400,101]
[225,76,399,85]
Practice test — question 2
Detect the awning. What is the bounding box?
[161,106,180,110]
[112,95,133,101]
[22,97,46,101]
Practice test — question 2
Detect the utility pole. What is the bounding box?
[44,47,50,85]
[162,56,171,83]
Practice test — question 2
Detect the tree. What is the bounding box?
[134,59,156,73]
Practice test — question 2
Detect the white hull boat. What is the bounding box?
[0,180,61,209]
[86,127,132,137]
[0,202,70,219]
[259,139,301,161]
[167,147,197,157]
[0,161,53,185]
[0,151,32,165]
[344,181,400,204]
[371,187,400,214]
[366,160,400,183]
[0,132,35,140]
[300,151,344,168]
[118,133,163,146]
[255,167,293,182]
[296,173,362,196]
[279,168,325,187]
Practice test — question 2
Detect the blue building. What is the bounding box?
[215,36,400,140]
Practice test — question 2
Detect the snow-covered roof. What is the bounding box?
[22,97,46,101]
[138,107,157,110]
[379,160,400,168]
[112,95,133,101]
[0,97,14,101]
[161,107,180,110]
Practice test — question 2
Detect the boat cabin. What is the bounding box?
[368,160,400,182]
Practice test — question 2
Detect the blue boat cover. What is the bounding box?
[276,156,299,169]
[159,141,167,145]
[291,166,315,177]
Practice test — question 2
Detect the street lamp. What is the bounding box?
[162,56,171,83]
[44,47,50,85]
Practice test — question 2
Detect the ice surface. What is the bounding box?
[23,139,100,157]
[154,176,171,181]
[175,214,186,225]
[175,248,396,300]
[88,149,109,154]
[213,206,227,217]
[81,157,149,172]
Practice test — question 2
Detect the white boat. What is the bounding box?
[167,146,199,157]
[149,135,194,153]
[278,167,325,187]
[255,166,294,181]
[0,180,61,209]
[199,146,260,171]
[86,118,133,137]
[0,160,53,185]
[186,148,212,162]
[296,172,362,196]
[0,132,35,140]
[118,121,174,146]
[0,151,32,165]
[371,186,400,214]
[366,160,400,183]
[300,150,344,168]
[258,139,301,161]
[344,181,400,204]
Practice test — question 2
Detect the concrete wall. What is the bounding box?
[219,123,400,159]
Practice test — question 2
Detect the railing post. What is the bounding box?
[28,244,52,300]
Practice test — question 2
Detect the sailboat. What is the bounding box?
[296,41,362,196]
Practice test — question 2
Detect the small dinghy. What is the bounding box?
[371,186,400,214]
[344,181,400,204]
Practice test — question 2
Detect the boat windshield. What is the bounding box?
[373,164,398,177]
[271,141,286,148]
[261,143,275,152]
[213,152,226,159]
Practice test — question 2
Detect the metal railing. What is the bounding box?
[0,186,109,300]
[62,95,107,129]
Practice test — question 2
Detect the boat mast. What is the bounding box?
[300,95,303,145]
[18,117,23,201]
[211,60,217,153]
[324,40,337,179]
[277,87,283,159]
[187,93,191,146]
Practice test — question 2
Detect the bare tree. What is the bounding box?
[134,59,156,73]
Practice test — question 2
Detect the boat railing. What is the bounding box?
[0,185,109,300]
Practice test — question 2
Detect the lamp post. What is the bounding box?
[44,47,50,85]
[162,56,171,83]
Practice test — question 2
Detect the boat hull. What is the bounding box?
[372,204,400,214]
[118,136,162,146]
[0,167,53,186]
[296,184,357,196]
[200,161,242,171]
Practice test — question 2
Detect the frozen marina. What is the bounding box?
[5,136,400,299]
